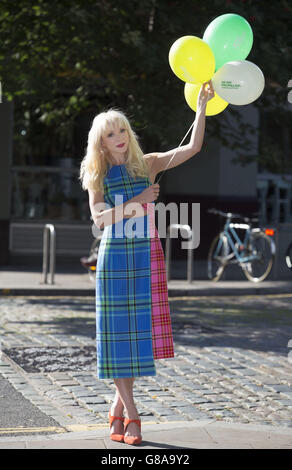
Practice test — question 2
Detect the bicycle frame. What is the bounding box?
[215,219,259,265]
[208,207,276,282]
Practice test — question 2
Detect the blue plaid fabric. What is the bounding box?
[96,164,156,378]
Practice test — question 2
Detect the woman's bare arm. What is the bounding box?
[88,189,147,230]
[144,80,215,176]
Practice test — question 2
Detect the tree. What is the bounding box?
[0,0,291,172]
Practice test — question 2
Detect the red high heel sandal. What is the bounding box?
[108,411,125,442]
[123,418,142,445]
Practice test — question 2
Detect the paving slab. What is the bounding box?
[0,287,292,450]
[0,420,291,449]
[0,267,291,296]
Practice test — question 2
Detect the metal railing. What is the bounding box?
[165,224,193,284]
[41,224,56,284]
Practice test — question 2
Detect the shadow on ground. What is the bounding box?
[3,295,292,357]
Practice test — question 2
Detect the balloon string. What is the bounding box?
[155,120,195,184]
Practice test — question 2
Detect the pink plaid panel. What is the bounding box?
[147,203,174,360]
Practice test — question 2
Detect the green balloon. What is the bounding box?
[203,13,253,71]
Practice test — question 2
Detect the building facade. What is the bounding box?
[1,100,292,280]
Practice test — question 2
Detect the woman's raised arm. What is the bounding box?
[144,80,215,176]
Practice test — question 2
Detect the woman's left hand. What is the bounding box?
[197,80,215,110]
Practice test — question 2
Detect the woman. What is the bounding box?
[79,80,214,446]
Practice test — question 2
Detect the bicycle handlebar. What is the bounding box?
[208,208,259,223]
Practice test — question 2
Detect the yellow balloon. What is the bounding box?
[184,82,229,116]
[169,35,215,84]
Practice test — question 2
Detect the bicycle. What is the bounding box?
[207,208,276,282]
[80,218,103,282]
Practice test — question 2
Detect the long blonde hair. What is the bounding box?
[79,109,150,194]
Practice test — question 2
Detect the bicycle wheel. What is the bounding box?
[207,233,229,281]
[242,231,275,282]
[88,238,101,282]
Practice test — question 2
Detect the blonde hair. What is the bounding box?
[79,109,150,194]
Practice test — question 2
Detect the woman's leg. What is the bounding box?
[109,384,125,436]
[113,378,141,438]
[111,389,124,415]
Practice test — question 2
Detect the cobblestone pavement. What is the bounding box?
[0,294,292,434]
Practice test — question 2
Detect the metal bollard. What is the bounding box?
[165,224,193,284]
[42,224,56,284]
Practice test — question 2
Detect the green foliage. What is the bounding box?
[0,0,291,170]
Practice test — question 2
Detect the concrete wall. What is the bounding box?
[218,104,258,199]
[164,104,259,200]
[163,136,220,197]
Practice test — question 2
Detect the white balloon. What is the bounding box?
[212,60,265,105]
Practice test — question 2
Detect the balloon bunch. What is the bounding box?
[168,13,265,116]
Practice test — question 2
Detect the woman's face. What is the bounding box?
[101,121,129,159]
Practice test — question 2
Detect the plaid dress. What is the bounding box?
[96,163,174,379]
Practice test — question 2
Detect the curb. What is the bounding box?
[1,285,292,297]
[0,419,291,449]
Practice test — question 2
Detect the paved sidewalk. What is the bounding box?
[0,419,291,449]
[1,292,292,449]
[0,267,291,296]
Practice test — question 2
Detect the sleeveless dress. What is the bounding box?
[96,163,174,379]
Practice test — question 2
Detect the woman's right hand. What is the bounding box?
[197,80,215,110]
[138,184,160,204]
